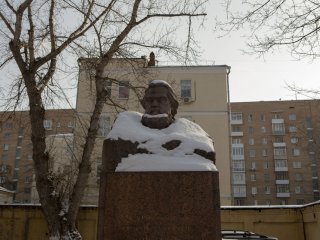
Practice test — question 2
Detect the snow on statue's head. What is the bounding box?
[141,80,179,129]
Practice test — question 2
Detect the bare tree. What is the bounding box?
[0,0,208,239]
[217,0,320,59]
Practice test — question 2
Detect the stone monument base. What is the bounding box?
[98,171,221,240]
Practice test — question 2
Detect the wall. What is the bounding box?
[1,202,320,240]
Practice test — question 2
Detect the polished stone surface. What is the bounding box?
[98,171,221,240]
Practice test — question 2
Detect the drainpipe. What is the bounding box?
[226,66,233,204]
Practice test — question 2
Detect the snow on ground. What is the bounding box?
[107,111,217,172]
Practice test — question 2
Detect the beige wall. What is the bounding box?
[1,202,320,239]
[76,59,232,204]
[0,188,13,203]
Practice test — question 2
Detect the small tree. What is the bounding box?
[0,0,208,239]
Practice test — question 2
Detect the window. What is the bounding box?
[252,187,257,195]
[293,161,301,168]
[4,132,11,140]
[275,159,288,168]
[24,188,31,194]
[232,146,244,160]
[0,176,5,184]
[265,186,271,194]
[295,173,303,181]
[295,186,301,194]
[288,114,296,120]
[274,136,284,143]
[273,113,282,119]
[261,126,266,133]
[292,148,300,156]
[98,116,110,137]
[104,80,112,98]
[276,172,288,180]
[118,80,129,99]
[262,149,268,157]
[291,137,299,144]
[25,176,32,183]
[16,148,21,158]
[261,138,267,144]
[263,161,269,169]
[231,112,242,121]
[251,161,256,170]
[232,160,245,171]
[27,154,33,160]
[13,170,19,179]
[260,114,265,121]
[272,123,285,134]
[248,138,254,145]
[232,138,242,144]
[251,174,256,181]
[57,122,61,128]
[248,127,254,134]
[0,164,8,173]
[248,114,253,122]
[233,185,246,197]
[289,126,297,132]
[276,184,289,193]
[5,122,13,129]
[249,149,256,157]
[297,199,305,205]
[232,126,242,132]
[17,138,22,146]
[18,127,24,135]
[274,146,287,158]
[233,173,246,184]
[43,119,52,130]
[3,144,9,151]
[68,121,74,128]
[180,80,192,98]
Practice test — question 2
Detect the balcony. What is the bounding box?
[272,119,284,124]
[233,192,246,198]
[273,142,286,147]
[231,119,243,125]
[272,130,285,136]
[276,180,289,184]
[231,131,243,137]
[277,192,290,198]
[275,166,288,172]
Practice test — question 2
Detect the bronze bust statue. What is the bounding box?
[141,80,179,129]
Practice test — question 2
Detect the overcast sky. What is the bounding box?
[196,1,320,103]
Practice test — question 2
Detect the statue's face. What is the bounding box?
[143,86,171,115]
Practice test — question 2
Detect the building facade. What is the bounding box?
[76,56,232,205]
[0,109,75,203]
[231,100,320,205]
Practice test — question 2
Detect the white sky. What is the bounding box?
[2,1,320,107]
[195,1,320,103]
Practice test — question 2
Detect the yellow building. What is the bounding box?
[76,56,232,204]
[0,186,14,203]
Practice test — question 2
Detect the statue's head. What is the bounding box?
[141,80,179,129]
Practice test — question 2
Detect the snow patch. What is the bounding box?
[143,113,168,118]
[107,111,216,172]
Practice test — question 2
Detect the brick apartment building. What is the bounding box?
[231,100,320,205]
[0,109,75,203]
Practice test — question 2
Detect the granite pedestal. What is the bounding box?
[98,171,221,240]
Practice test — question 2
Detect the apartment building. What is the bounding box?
[76,55,232,205]
[231,100,320,205]
[0,109,75,203]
